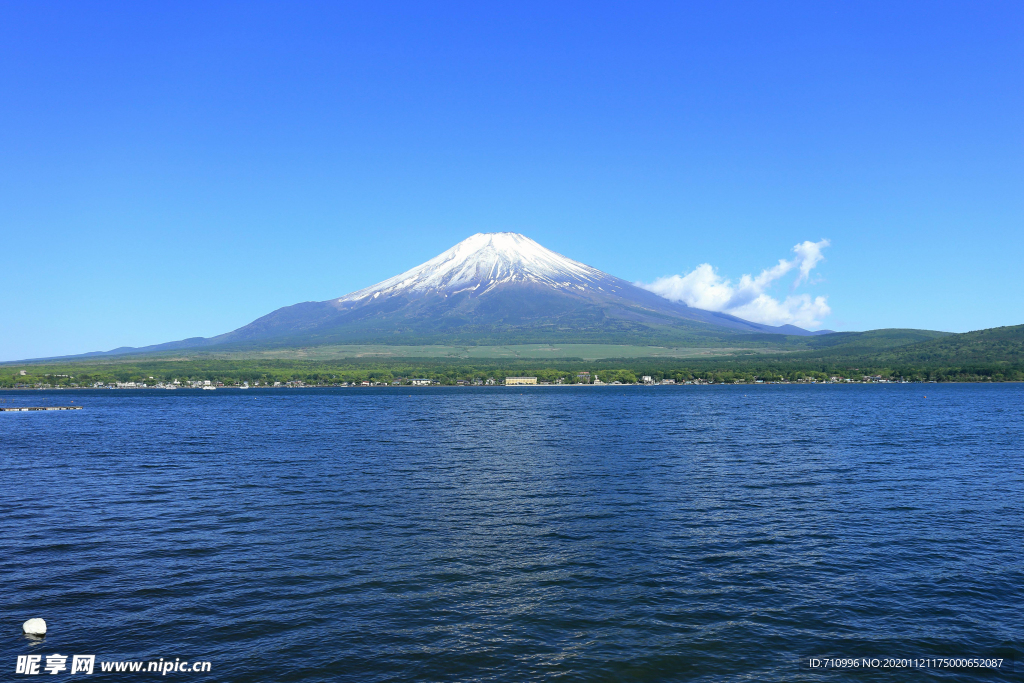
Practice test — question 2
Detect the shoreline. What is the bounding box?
[3,380,1017,392]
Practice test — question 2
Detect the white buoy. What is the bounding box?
[22,618,46,636]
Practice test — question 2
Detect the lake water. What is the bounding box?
[2,385,1021,681]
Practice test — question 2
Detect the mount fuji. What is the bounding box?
[96,233,822,355]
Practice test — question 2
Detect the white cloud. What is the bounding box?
[638,239,831,329]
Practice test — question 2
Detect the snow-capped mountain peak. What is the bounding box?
[99,232,816,354]
[338,232,611,302]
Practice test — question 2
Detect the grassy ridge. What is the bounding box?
[66,344,791,362]
[18,328,952,363]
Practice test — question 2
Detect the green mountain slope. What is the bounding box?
[803,328,950,351]
[878,324,1024,364]
[715,328,950,357]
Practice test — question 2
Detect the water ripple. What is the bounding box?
[2,385,1021,681]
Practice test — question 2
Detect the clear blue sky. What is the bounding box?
[2,1,1021,360]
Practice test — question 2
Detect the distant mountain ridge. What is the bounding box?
[71,233,832,357]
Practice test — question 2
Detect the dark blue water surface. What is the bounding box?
[2,385,1021,681]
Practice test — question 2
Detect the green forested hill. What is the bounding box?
[879,324,1024,364]
[717,328,950,357]
[803,328,951,352]
[763,324,1024,381]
